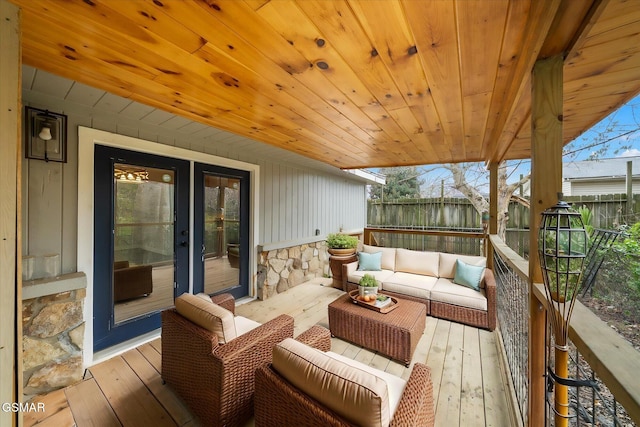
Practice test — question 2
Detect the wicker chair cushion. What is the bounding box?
[395,248,440,276]
[439,253,486,283]
[364,244,397,271]
[234,316,261,336]
[174,293,237,343]
[195,292,213,302]
[325,351,406,417]
[273,338,393,427]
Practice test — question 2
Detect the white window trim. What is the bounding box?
[77,126,260,366]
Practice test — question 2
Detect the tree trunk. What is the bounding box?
[447,162,530,241]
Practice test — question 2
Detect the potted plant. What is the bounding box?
[358,273,378,299]
[326,233,359,288]
[326,233,358,256]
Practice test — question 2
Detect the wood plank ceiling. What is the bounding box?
[10,0,640,169]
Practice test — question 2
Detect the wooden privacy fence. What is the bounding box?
[363,227,486,256]
[369,194,640,231]
[368,197,483,229]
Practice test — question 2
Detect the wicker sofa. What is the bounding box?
[342,245,496,331]
[254,326,434,427]
[161,293,295,427]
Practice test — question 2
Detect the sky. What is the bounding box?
[388,94,640,197]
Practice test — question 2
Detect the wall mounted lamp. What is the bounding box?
[25,106,67,163]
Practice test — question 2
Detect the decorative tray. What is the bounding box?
[348,290,399,313]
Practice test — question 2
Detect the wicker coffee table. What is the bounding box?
[328,292,426,366]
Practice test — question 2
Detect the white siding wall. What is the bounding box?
[568,179,640,196]
[257,161,365,244]
[22,89,367,274]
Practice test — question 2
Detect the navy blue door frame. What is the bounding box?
[93,145,190,351]
[193,162,250,300]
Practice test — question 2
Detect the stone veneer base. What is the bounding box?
[22,273,86,400]
[257,241,330,300]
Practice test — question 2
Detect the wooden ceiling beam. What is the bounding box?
[487,0,563,164]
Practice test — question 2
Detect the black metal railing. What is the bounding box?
[492,235,640,427]
[493,246,529,424]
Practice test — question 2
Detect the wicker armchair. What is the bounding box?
[161,293,294,427]
[255,327,434,427]
[113,261,153,302]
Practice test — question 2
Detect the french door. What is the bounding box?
[193,162,250,299]
[93,145,189,351]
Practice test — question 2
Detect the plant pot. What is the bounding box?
[328,252,357,289]
[328,248,356,256]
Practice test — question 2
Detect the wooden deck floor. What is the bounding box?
[25,279,515,427]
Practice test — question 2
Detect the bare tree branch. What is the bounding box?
[445,161,531,239]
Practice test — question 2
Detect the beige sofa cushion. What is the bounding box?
[395,248,440,277]
[273,338,392,427]
[439,253,486,280]
[364,244,397,271]
[383,272,438,299]
[430,278,488,311]
[347,269,395,289]
[175,293,237,344]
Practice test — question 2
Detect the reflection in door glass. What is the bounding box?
[203,175,240,294]
[113,164,175,324]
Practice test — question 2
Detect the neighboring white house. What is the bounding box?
[562,156,640,196]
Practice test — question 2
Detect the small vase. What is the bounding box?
[358,285,378,298]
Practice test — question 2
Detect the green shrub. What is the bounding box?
[611,222,640,294]
[326,233,358,249]
[578,205,594,238]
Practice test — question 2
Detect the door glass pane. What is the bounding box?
[113,163,175,324]
[203,175,240,294]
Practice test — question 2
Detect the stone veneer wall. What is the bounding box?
[257,241,330,300]
[22,276,86,400]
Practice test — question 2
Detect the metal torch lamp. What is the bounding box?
[538,195,588,425]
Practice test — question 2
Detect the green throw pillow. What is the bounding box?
[357,251,382,271]
[453,259,485,291]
